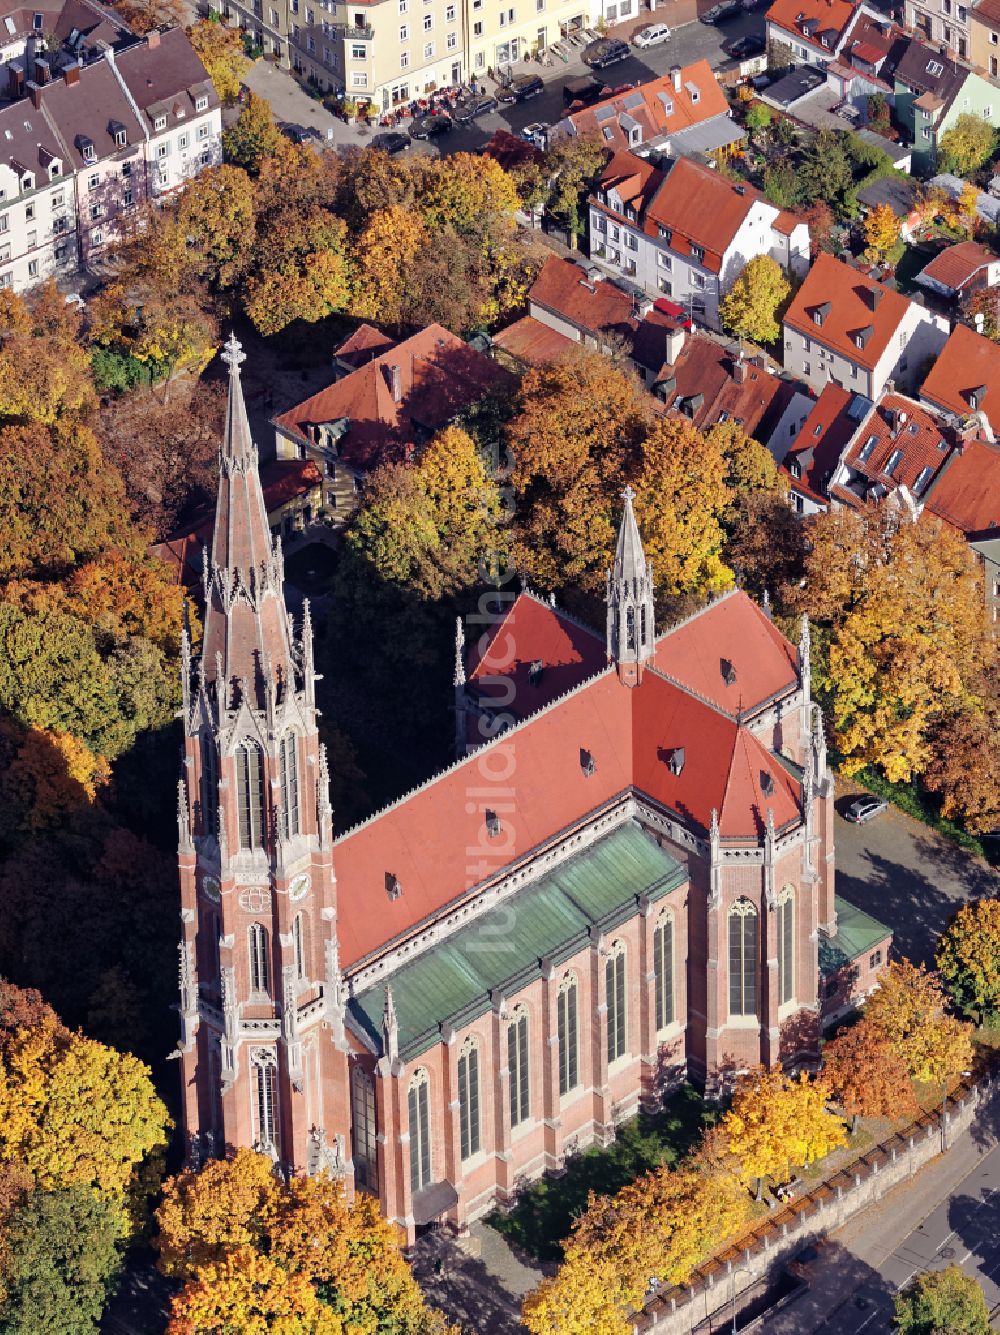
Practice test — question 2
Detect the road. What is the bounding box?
[241,2,766,154]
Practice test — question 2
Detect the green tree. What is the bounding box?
[745,103,772,137]
[720,255,791,346]
[799,130,854,209]
[937,899,1000,1022]
[763,162,800,209]
[542,134,607,247]
[0,1187,124,1334]
[221,91,284,174]
[893,1265,991,1335]
[938,114,997,178]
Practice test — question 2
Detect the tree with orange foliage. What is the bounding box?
[244,209,351,336]
[167,1247,344,1334]
[822,1016,918,1132]
[3,727,110,831]
[0,281,95,426]
[863,959,974,1086]
[350,204,429,328]
[862,202,900,260]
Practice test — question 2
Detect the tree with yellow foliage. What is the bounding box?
[720,255,790,346]
[862,202,900,260]
[187,19,249,106]
[3,726,110,831]
[416,152,521,251]
[244,209,351,336]
[522,1252,629,1335]
[722,1066,846,1197]
[863,959,974,1086]
[956,181,980,239]
[350,204,429,328]
[0,281,96,426]
[167,1247,345,1335]
[937,899,1000,1022]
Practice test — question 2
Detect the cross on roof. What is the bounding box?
[622,484,636,504]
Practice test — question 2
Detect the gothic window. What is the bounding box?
[507,1006,530,1127]
[653,910,674,1032]
[351,1066,378,1192]
[279,734,300,839]
[249,922,270,995]
[293,912,308,983]
[236,740,265,850]
[408,1068,431,1193]
[778,885,795,1006]
[606,941,627,1063]
[557,973,579,1097]
[729,899,759,1018]
[457,1037,481,1160]
[626,605,636,651]
[208,910,221,984]
[252,1050,279,1152]
[201,734,218,837]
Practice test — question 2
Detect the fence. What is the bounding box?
[634,1060,999,1333]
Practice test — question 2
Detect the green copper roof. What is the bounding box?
[350,822,686,1061]
[819,895,892,976]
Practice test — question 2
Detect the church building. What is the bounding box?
[175,337,890,1241]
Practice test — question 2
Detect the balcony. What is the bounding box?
[342,21,373,37]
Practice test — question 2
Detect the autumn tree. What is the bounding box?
[863,959,974,1086]
[166,164,256,291]
[509,349,651,595]
[221,90,284,173]
[113,0,185,33]
[720,255,791,346]
[862,202,900,260]
[0,282,95,426]
[801,199,838,255]
[924,705,1000,835]
[936,899,1000,1022]
[350,204,429,328]
[542,133,608,246]
[417,152,521,251]
[938,114,997,177]
[722,1066,847,1197]
[822,1017,917,1132]
[522,1252,628,1335]
[893,1265,992,1335]
[244,209,351,335]
[167,1247,341,1334]
[188,19,249,106]
[3,726,110,831]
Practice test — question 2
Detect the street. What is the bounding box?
[240,1,766,154]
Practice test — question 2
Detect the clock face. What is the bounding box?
[203,876,221,903]
[289,873,310,902]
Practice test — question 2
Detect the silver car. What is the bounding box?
[844,796,890,824]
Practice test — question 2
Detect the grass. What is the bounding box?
[486,1086,717,1261]
[848,766,986,860]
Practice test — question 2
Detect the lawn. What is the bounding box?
[486,1086,717,1261]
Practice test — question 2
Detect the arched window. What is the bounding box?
[201,735,218,837]
[626,605,636,651]
[729,899,759,1018]
[778,885,795,1006]
[557,973,578,1097]
[351,1066,378,1192]
[207,909,221,984]
[653,910,674,1032]
[606,941,627,1063]
[279,734,299,840]
[293,912,308,983]
[408,1069,431,1193]
[236,740,265,850]
[251,1049,279,1152]
[249,922,270,995]
[457,1037,480,1161]
[507,1006,530,1128]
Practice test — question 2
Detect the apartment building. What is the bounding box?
[970,0,1000,80]
[0,27,221,292]
[589,150,809,330]
[783,253,949,399]
[0,0,130,84]
[906,0,971,60]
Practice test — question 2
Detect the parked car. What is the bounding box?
[844,796,890,824]
[633,21,672,46]
[371,130,411,153]
[723,32,766,57]
[582,37,631,68]
[562,74,606,106]
[520,121,550,148]
[497,74,544,103]
[700,0,741,22]
[453,93,498,123]
[409,112,454,139]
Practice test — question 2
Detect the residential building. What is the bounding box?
[893,38,996,172]
[970,0,1000,80]
[924,436,1000,628]
[0,98,75,291]
[826,391,957,508]
[907,0,972,60]
[272,322,513,516]
[589,151,809,330]
[927,173,1000,226]
[780,383,866,515]
[782,253,949,399]
[553,62,741,158]
[177,334,890,1239]
[914,239,1000,302]
[764,0,863,67]
[0,0,130,88]
[919,321,1000,435]
[823,11,908,110]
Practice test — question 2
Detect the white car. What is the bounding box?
[633,22,671,46]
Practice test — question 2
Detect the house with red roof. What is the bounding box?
[765,0,863,67]
[176,338,890,1245]
[914,241,1000,303]
[272,323,514,519]
[781,384,863,515]
[589,151,809,331]
[783,253,948,399]
[919,322,1000,438]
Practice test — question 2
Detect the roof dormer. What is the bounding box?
[77,134,96,164]
[109,119,127,148]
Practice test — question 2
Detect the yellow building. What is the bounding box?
[970,0,1000,81]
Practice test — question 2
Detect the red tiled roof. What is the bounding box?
[766,0,860,51]
[492,316,576,366]
[784,253,910,372]
[564,61,728,154]
[530,255,642,336]
[842,394,953,500]
[598,148,664,215]
[645,157,759,274]
[655,331,792,443]
[781,383,855,504]
[917,241,999,294]
[334,324,396,369]
[920,323,1000,434]
[273,324,514,470]
[925,438,1000,535]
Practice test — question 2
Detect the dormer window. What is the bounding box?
[658,225,672,242]
[154,114,167,131]
[969,384,987,409]
[927,59,943,75]
[48,161,59,178]
[813,301,831,326]
[385,872,401,901]
[80,137,96,163]
[690,243,704,262]
[32,12,43,28]
[855,325,874,350]
[195,94,209,111]
[580,748,596,777]
[791,460,802,479]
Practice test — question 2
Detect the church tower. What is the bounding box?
[176,334,351,1181]
[606,486,656,687]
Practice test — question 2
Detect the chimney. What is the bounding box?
[732,351,746,384]
[671,66,682,90]
[26,81,42,109]
[387,363,402,402]
[665,325,686,366]
[146,28,161,48]
[34,57,50,84]
[64,63,80,87]
[7,62,24,99]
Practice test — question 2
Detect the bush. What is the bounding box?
[90,348,150,395]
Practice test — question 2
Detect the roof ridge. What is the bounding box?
[333,664,615,843]
[519,586,604,641]
[645,663,737,721]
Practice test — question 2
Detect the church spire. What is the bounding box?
[201,334,294,714]
[606,486,655,687]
